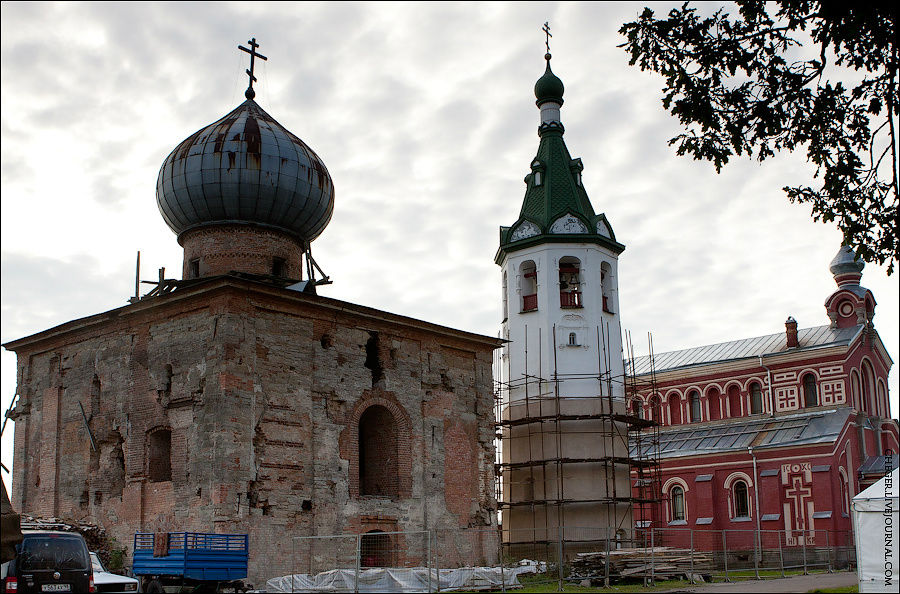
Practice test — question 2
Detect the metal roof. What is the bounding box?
[627,324,862,376]
[629,408,852,460]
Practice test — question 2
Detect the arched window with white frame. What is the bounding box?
[649,395,661,424]
[727,384,742,418]
[724,472,754,521]
[851,369,862,411]
[520,260,537,312]
[749,382,763,414]
[559,257,582,308]
[802,373,818,408]
[689,390,702,422]
[670,486,686,522]
[600,262,613,313]
[732,481,750,519]
[664,478,689,524]
[862,360,876,415]
[877,380,889,418]
[668,394,682,426]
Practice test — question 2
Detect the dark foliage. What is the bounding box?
[620,2,897,272]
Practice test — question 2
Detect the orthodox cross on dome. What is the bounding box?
[238,37,268,100]
[542,22,552,58]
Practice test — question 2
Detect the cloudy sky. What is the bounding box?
[2,1,897,481]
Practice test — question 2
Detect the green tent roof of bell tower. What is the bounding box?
[496,56,624,264]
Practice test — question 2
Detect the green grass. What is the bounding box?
[805,587,858,593]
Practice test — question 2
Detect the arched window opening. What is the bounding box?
[851,370,862,411]
[568,332,578,346]
[649,396,661,423]
[502,271,508,320]
[359,406,398,497]
[520,261,538,312]
[670,486,685,522]
[707,388,721,421]
[733,481,750,518]
[689,390,701,423]
[668,396,682,426]
[803,374,818,408]
[749,383,763,415]
[631,398,643,420]
[862,361,876,416]
[559,257,582,308]
[360,531,392,567]
[840,473,850,515]
[148,429,172,483]
[272,257,286,278]
[727,385,742,417]
[600,262,613,313]
[877,381,888,418]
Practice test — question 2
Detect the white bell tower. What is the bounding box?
[495,49,632,542]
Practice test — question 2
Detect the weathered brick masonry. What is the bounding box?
[5,275,500,585]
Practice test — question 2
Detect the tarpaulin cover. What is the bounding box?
[266,564,540,593]
[852,467,898,593]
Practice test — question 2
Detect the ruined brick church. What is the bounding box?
[4,42,499,585]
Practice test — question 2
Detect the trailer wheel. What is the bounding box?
[145,579,164,593]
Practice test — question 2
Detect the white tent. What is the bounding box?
[852,467,899,593]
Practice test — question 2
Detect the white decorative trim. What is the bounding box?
[550,214,588,234]
[595,220,611,238]
[511,221,540,242]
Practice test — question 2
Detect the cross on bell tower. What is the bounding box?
[238,37,268,100]
[542,21,552,58]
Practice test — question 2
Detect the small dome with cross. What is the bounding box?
[156,39,334,246]
[156,98,334,244]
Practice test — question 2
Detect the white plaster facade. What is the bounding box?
[499,241,624,402]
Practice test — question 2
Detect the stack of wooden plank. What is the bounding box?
[570,546,714,581]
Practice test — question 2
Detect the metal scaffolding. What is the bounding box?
[493,325,662,555]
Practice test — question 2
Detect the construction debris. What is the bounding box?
[570,546,714,583]
[19,515,124,570]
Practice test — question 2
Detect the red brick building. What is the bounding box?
[628,246,897,552]
[3,48,500,586]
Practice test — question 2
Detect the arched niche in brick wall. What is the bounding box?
[341,395,413,499]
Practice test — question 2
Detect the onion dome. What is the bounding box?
[156,98,334,245]
[534,54,564,106]
[829,245,865,278]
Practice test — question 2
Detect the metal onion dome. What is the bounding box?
[156,98,334,244]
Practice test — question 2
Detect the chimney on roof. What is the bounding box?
[785,316,799,348]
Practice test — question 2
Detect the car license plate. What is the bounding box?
[41,585,71,592]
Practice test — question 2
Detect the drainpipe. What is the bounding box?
[758,355,775,417]
[748,446,762,566]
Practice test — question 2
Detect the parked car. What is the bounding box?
[90,552,139,593]
[1,530,94,593]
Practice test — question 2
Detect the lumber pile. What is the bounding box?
[570,546,713,582]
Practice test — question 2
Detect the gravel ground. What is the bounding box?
[656,571,858,593]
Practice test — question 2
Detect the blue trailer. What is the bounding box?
[132,532,248,593]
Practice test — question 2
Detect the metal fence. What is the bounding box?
[268,526,855,592]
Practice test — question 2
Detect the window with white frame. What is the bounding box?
[732,480,750,519]
[670,485,686,522]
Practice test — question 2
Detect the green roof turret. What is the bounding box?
[534,53,564,106]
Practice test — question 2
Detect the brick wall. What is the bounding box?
[7,279,499,587]
[180,225,303,279]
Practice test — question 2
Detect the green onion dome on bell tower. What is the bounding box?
[534,53,564,107]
